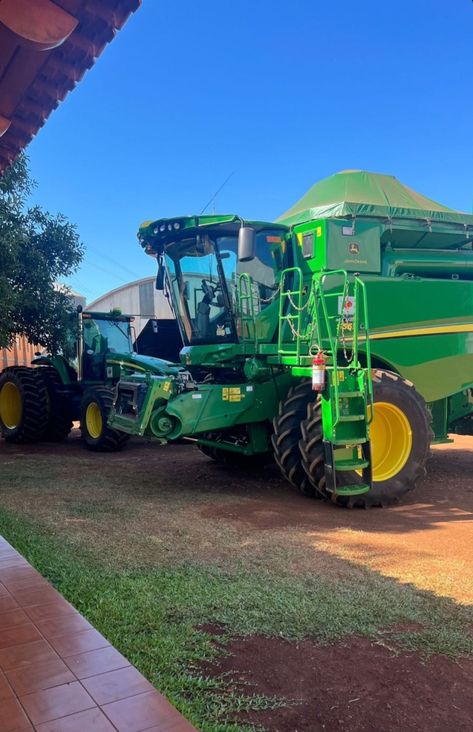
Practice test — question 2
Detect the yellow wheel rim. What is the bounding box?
[369,401,412,482]
[0,382,22,429]
[86,402,103,439]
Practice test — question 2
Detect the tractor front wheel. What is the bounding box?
[80,387,129,452]
[0,367,48,443]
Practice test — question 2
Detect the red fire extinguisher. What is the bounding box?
[312,351,326,391]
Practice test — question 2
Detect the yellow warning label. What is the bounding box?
[316,226,322,237]
[296,233,303,247]
[222,387,244,403]
[338,371,345,382]
[163,381,171,392]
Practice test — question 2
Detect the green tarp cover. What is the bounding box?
[278,170,473,228]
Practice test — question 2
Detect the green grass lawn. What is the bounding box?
[0,442,472,730]
[1,506,473,731]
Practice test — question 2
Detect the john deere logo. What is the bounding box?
[348,242,360,255]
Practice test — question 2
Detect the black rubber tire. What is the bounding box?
[36,367,73,442]
[271,381,318,497]
[299,395,327,499]
[0,367,49,443]
[300,370,433,507]
[80,386,129,452]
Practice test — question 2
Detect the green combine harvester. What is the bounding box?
[1,170,473,507]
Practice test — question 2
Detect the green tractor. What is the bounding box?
[0,309,181,450]
[105,170,473,507]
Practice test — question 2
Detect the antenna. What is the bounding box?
[200,171,235,215]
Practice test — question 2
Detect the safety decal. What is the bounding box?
[222,387,244,403]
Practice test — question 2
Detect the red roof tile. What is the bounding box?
[0,0,141,173]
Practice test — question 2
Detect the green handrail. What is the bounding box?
[312,270,373,430]
[237,273,257,345]
[278,267,304,357]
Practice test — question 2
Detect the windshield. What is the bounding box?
[83,317,133,354]
[164,230,284,346]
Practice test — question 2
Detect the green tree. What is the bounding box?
[0,154,83,352]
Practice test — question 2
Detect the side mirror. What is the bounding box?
[238,227,256,262]
[155,258,164,290]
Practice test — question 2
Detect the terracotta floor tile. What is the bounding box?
[0,622,42,650]
[0,669,14,699]
[0,639,59,671]
[0,566,42,585]
[3,576,48,593]
[19,680,96,724]
[0,695,32,731]
[0,607,30,630]
[0,558,28,570]
[25,599,76,623]
[0,594,19,613]
[35,613,93,640]
[64,646,129,679]
[82,665,153,705]
[102,691,187,732]
[35,707,116,732]
[6,656,75,695]
[49,629,110,658]
[143,722,197,732]
[9,585,62,608]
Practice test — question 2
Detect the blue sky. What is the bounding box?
[27,0,473,303]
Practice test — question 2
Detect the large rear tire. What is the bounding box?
[80,387,129,452]
[300,370,433,507]
[272,381,318,497]
[0,367,48,443]
[36,367,74,442]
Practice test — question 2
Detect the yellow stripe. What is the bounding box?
[368,323,473,341]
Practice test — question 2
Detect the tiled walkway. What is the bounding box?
[0,536,196,732]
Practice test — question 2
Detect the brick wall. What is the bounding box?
[0,335,39,369]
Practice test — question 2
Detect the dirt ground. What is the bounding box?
[201,630,473,732]
[1,432,473,730]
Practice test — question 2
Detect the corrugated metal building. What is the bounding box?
[87,277,181,361]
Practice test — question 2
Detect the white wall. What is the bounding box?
[87,277,173,336]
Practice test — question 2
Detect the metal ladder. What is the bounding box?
[312,270,374,497]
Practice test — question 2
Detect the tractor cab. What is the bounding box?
[80,311,134,382]
[138,215,290,358]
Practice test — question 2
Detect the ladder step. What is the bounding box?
[339,391,364,398]
[332,438,367,446]
[334,484,371,497]
[334,458,369,471]
[338,414,365,422]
